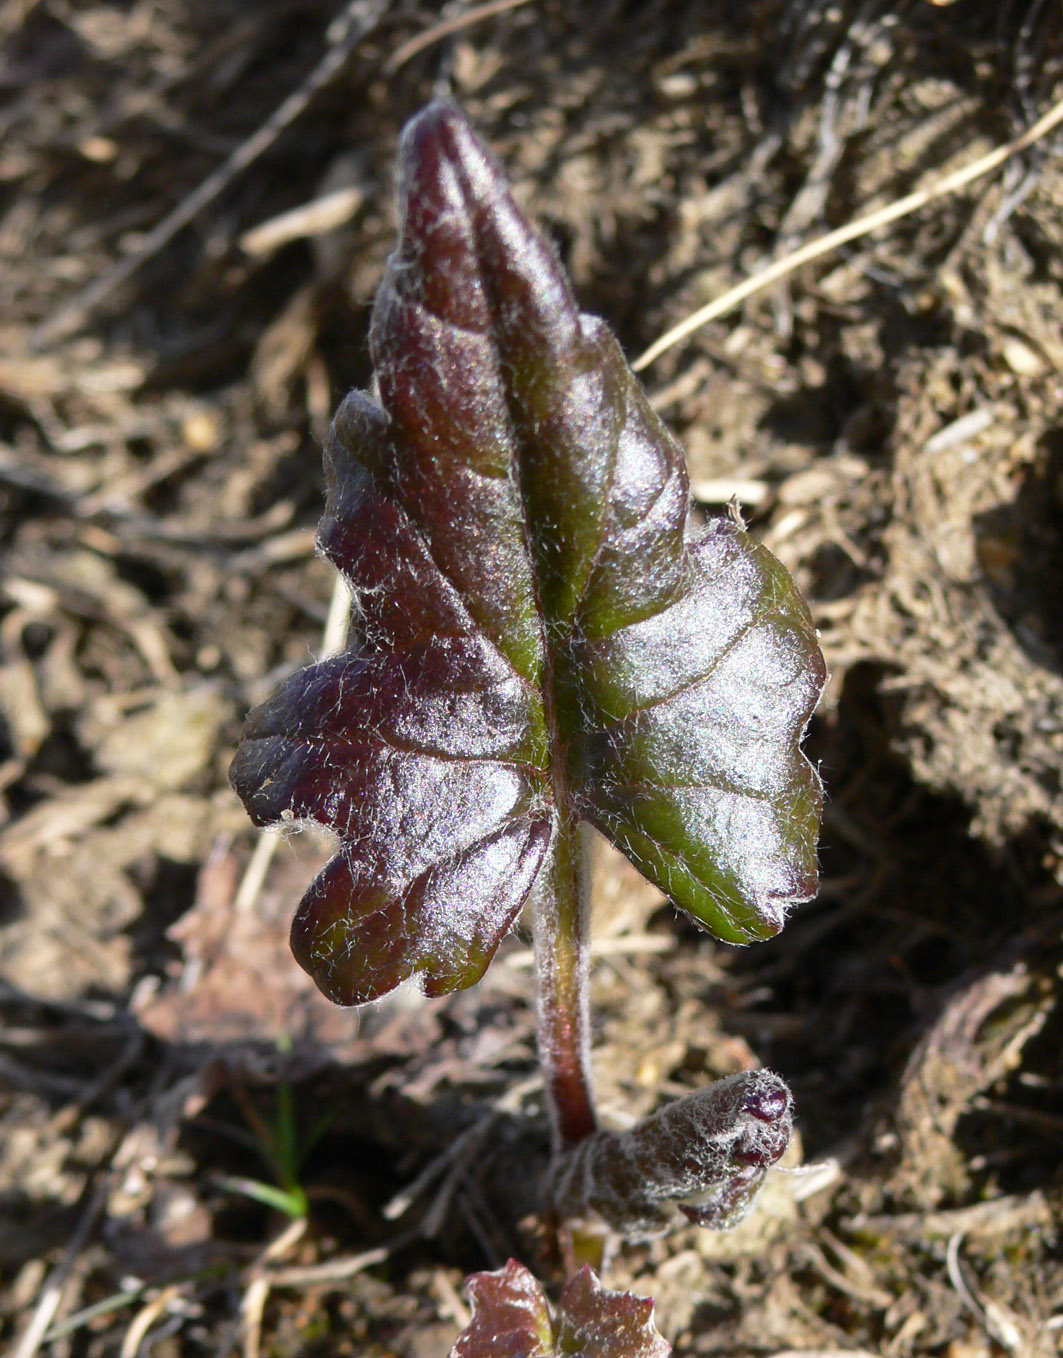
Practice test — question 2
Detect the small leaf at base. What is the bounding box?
[450,1259,670,1358]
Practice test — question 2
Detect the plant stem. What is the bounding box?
[533,806,597,1152]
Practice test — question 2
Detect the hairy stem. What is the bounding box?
[548,1069,793,1237]
[533,808,597,1152]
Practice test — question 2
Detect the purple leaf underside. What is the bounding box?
[230,101,826,1006]
[451,1259,670,1358]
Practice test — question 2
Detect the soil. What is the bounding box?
[2,1,1062,1355]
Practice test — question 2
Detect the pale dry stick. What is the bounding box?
[238,1243,393,1357]
[241,1276,271,1358]
[239,1217,307,1358]
[320,551,356,660]
[119,1285,183,1358]
[11,1179,109,1358]
[234,572,351,915]
[232,823,283,916]
[385,0,536,74]
[945,1230,1025,1352]
[31,0,390,350]
[633,91,1063,373]
[768,1351,883,1358]
[221,1244,400,1358]
[431,1269,472,1332]
[503,932,674,969]
[239,185,366,258]
[267,1244,390,1287]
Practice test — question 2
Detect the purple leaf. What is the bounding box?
[450,1260,670,1358]
[230,101,825,1005]
[452,1260,554,1358]
[556,1268,671,1358]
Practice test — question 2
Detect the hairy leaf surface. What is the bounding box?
[230,101,826,1005]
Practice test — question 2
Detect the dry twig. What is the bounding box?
[10,1180,110,1358]
[31,1,391,348]
[385,0,535,74]
[634,91,1063,371]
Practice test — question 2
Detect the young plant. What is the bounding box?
[231,102,824,1243]
[453,1259,670,1358]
